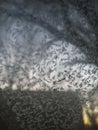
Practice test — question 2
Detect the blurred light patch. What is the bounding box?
[82,106,92,126]
[82,105,98,127]
[12,83,18,90]
[0,82,9,90]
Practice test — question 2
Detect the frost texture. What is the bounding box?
[0,0,98,130]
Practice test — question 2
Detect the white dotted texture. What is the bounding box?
[0,1,98,101]
[0,1,98,130]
